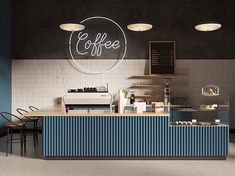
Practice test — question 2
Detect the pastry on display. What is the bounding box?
[173,121,211,126]
[173,121,194,125]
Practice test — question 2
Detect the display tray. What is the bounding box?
[171,121,227,126]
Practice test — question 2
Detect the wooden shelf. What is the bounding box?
[129,84,187,89]
[129,85,163,89]
[199,108,216,111]
[128,75,186,79]
[135,95,161,99]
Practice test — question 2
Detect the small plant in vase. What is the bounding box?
[122,89,129,106]
[123,89,129,98]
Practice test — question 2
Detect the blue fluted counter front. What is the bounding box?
[43,115,169,157]
[169,126,229,157]
[42,114,229,159]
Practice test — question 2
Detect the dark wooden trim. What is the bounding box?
[44,156,226,160]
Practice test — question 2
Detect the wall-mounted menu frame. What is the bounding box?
[149,41,175,75]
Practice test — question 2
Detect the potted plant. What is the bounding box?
[122,89,129,105]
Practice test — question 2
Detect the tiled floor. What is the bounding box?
[0,134,234,176]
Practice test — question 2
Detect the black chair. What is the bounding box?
[29,106,39,111]
[0,112,27,156]
[28,106,40,146]
[16,108,39,147]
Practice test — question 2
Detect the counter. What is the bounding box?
[25,106,169,117]
[25,107,229,159]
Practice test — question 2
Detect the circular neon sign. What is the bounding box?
[68,16,127,74]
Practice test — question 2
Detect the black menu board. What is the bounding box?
[149,41,175,74]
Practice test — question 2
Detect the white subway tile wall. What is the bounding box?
[12,59,235,128]
[12,59,148,111]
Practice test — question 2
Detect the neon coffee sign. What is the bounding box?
[76,32,121,57]
[68,16,127,74]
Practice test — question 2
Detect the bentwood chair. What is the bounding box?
[0,112,27,156]
[16,108,39,147]
[29,106,39,111]
[28,106,40,146]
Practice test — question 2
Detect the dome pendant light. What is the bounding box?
[127,2,153,32]
[59,23,85,32]
[127,23,153,32]
[195,21,222,32]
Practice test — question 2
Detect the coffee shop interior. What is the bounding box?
[1,0,235,175]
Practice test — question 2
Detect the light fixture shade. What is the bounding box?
[59,23,85,32]
[195,22,221,32]
[127,23,153,32]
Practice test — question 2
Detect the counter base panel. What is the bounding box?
[169,126,229,157]
[43,116,169,157]
[43,116,229,158]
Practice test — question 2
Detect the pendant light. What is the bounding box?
[127,23,153,32]
[195,21,222,32]
[127,2,153,32]
[59,23,85,32]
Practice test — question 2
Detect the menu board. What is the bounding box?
[149,41,175,74]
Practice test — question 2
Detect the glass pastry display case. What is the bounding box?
[196,95,229,125]
[171,95,229,126]
[202,85,220,96]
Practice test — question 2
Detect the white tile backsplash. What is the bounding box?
[12,59,147,110]
[12,59,235,128]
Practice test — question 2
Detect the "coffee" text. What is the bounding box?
[76,32,120,57]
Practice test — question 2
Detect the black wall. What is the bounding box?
[12,0,235,59]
